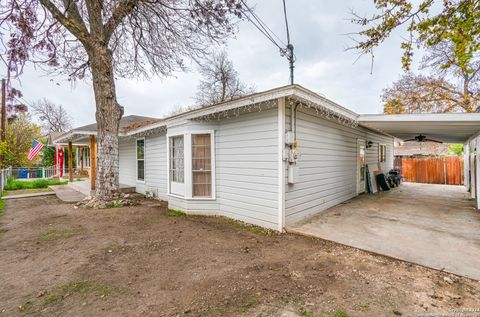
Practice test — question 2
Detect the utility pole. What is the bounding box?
[287,44,295,85]
[1,79,6,142]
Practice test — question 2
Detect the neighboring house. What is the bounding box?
[394,140,450,157]
[54,85,394,230]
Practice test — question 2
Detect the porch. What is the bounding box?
[67,179,136,196]
[288,183,480,280]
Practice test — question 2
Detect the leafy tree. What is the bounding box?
[31,98,73,134]
[1,0,244,199]
[352,1,480,73]
[449,144,463,156]
[0,114,42,168]
[195,51,254,106]
[382,73,477,113]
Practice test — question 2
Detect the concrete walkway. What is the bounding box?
[288,183,480,280]
[2,192,56,199]
[49,185,86,203]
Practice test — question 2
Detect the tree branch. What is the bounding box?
[39,0,91,46]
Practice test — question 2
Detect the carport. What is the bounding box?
[360,113,480,209]
[288,113,480,280]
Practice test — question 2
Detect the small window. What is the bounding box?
[84,147,90,168]
[169,135,184,183]
[137,139,145,181]
[379,144,387,163]
[192,134,212,197]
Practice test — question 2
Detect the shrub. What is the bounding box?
[4,179,68,190]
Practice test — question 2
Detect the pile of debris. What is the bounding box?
[76,193,141,209]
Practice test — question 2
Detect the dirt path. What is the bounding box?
[0,197,479,317]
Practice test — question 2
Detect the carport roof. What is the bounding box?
[358,113,480,143]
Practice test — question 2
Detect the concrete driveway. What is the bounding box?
[288,183,480,280]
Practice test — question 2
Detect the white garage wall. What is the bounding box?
[284,106,393,225]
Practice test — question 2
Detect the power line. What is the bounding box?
[283,0,291,45]
[241,0,296,84]
[240,0,284,50]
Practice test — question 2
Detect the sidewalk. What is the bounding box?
[49,185,86,203]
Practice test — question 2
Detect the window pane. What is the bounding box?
[137,139,145,159]
[192,134,212,197]
[170,136,184,183]
[137,160,144,181]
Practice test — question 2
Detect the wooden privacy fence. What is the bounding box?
[395,156,464,185]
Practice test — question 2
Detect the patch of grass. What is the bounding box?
[356,303,370,312]
[299,307,316,317]
[39,226,86,241]
[166,210,190,217]
[6,188,53,196]
[0,199,5,236]
[60,280,112,297]
[40,280,113,307]
[42,294,63,305]
[240,295,260,313]
[223,217,276,236]
[331,308,348,317]
[5,179,67,190]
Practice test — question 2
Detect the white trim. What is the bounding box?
[359,113,480,122]
[277,97,286,231]
[123,85,358,136]
[189,130,216,200]
[379,143,387,163]
[135,137,146,183]
[476,137,480,209]
[166,132,186,197]
[357,138,366,194]
[185,132,192,198]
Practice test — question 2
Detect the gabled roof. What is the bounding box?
[72,115,160,134]
[54,115,160,144]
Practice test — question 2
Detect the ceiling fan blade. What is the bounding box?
[403,139,416,142]
[425,139,443,144]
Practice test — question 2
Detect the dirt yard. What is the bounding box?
[0,196,479,317]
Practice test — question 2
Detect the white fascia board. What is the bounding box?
[126,85,361,136]
[359,113,480,122]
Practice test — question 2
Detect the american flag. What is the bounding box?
[27,140,44,161]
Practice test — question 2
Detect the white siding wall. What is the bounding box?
[215,107,279,229]
[119,138,136,187]
[145,133,168,200]
[118,108,280,230]
[285,107,394,225]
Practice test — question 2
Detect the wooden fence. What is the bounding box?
[394,156,464,185]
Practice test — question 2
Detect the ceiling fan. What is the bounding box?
[404,134,443,143]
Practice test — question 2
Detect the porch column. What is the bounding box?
[68,142,73,182]
[476,137,480,210]
[80,147,84,173]
[464,143,470,192]
[471,139,476,200]
[89,135,96,191]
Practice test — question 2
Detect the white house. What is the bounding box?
[53,85,401,230]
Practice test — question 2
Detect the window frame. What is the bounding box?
[136,137,146,183]
[167,130,216,200]
[379,144,387,163]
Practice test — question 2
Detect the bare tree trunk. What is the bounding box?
[89,46,123,198]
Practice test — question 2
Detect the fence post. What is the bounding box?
[0,170,3,198]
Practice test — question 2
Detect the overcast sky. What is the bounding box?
[1,0,418,127]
